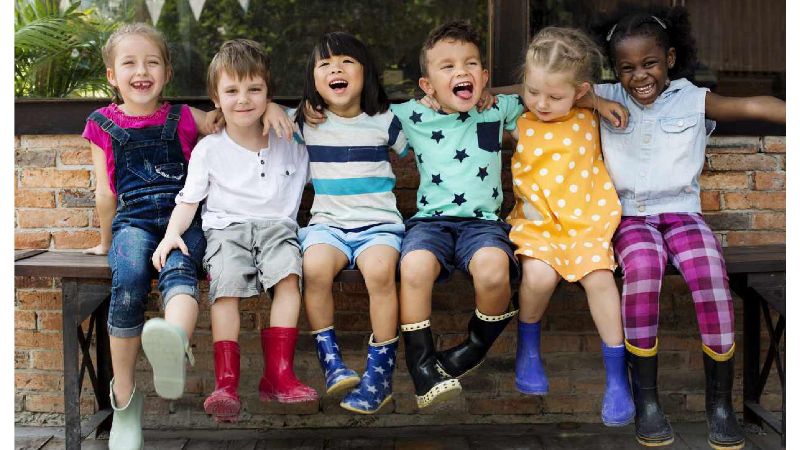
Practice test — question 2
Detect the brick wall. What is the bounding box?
[14,134,784,428]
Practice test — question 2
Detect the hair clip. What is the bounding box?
[605,23,618,42]
[651,15,667,29]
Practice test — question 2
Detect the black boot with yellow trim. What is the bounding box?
[401,320,462,408]
[626,339,674,447]
[703,344,745,450]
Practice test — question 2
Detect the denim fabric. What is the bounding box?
[594,79,716,216]
[89,105,205,338]
[299,222,404,269]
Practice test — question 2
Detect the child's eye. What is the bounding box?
[343,58,355,64]
[551,96,563,101]
[317,61,329,68]
[442,64,453,69]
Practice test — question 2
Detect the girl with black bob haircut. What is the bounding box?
[590,4,784,450]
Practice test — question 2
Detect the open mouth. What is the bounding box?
[329,79,349,93]
[452,81,474,100]
[632,83,656,98]
[131,81,152,91]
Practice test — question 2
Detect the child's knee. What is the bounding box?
[400,251,439,283]
[470,250,509,288]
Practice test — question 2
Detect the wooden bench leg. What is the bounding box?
[62,280,82,450]
[95,296,113,435]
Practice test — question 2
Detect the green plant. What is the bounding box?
[15,0,116,98]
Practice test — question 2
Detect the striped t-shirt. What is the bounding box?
[300,109,409,229]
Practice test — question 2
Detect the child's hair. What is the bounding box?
[419,20,482,76]
[524,27,603,86]
[592,3,697,80]
[102,22,172,103]
[207,39,273,102]
[296,32,389,125]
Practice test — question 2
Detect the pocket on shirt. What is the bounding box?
[476,121,501,152]
[659,114,698,148]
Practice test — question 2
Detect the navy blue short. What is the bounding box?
[400,217,520,282]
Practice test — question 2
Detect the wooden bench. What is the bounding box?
[15,244,785,449]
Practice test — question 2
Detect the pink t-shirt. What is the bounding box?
[82,102,199,195]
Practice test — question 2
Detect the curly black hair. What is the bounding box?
[591,3,697,80]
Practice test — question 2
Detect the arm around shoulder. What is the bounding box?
[705,92,786,123]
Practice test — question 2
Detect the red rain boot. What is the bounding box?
[203,341,241,422]
[258,327,318,403]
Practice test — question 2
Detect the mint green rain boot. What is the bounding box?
[108,379,144,450]
[141,318,195,399]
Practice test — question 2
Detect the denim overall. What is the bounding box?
[88,105,205,338]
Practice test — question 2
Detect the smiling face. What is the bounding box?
[523,66,589,122]
[213,71,269,131]
[419,39,488,113]
[613,35,675,105]
[106,34,169,115]
[313,53,365,118]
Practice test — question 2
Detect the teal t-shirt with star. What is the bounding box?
[390,94,524,220]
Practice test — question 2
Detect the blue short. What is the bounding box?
[400,217,519,282]
[299,223,404,269]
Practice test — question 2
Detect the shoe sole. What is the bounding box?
[260,392,319,403]
[708,439,745,450]
[326,376,361,396]
[602,415,634,427]
[141,320,186,400]
[416,379,462,409]
[635,435,674,447]
[204,397,240,423]
[435,358,485,379]
[515,382,548,396]
[339,395,393,415]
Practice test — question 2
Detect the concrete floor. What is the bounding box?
[15,421,782,449]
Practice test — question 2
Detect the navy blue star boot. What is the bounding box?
[340,334,399,414]
[312,326,360,395]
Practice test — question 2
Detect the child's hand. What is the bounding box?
[83,243,109,256]
[200,108,224,135]
[302,101,327,128]
[475,91,497,112]
[418,94,441,111]
[263,102,296,139]
[597,98,629,128]
[151,234,188,272]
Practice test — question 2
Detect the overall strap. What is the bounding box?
[161,104,184,141]
[87,110,130,145]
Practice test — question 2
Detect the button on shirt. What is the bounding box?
[177,128,309,230]
[594,79,716,216]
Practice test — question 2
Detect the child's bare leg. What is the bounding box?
[399,250,439,324]
[270,274,301,327]
[303,244,349,330]
[468,247,511,315]
[164,294,199,340]
[110,337,141,403]
[211,297,241,342]
[518,257,561,323]
[580,269,624,346]
[356,245,399,342]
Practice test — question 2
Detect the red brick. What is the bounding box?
[52,230,100,250]
[723,192,785,210]
[14,276,54,289]
[727,231,785,246]
[15,150,56,167]
[37,311,62,331]
[699,172,749,190]
[752,212,785,230]
[15,189,55,208]
[707,154,780,171]
[15,330,62,349]
[58,189,95,208]
[15,372,62,391]
[700,191,720,211]
[19,168,91,188]
[754,172,785,191]
[31,350,64,371]
[15,351,30,369]
[17,209,89,228]
[20,135,61,149]
[15,311,36,330]
[59,147,92,165]
[762,136,785,153]
[16,291,61,310]
[14,231,51,249]
[706,136,760,153]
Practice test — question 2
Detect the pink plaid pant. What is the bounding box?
[612,213,734,354]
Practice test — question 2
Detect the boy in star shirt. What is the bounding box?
[391,21,524,409]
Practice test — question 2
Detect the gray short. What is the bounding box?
[203,220,302,302]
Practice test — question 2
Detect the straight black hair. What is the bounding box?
[295,32,389,126]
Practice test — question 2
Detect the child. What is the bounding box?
[294,32,407,415]
[152,39,316,424]
[506,26,635,427]
[595,6,785,448]
[82,23,224,449]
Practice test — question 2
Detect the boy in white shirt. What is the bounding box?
[152,39,315,424]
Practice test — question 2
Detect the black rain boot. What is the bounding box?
[703,344,745,450]
[627,340,674,447]
[435,294,519,378]
[401,320,462,408]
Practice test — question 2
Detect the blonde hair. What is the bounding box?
[102,23,172,103]
[524,27,602,86]
[207,39,273,102]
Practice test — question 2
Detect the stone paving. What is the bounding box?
[16,421,781,449]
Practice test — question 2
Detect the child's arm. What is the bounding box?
[705,93,786,123]
[83,144,116,255]
[192,104,296,139]
[190,107,223,135]
[576,91,628,128]
[151,202,200,271]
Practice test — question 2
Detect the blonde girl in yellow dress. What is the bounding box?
[507,27,634,427]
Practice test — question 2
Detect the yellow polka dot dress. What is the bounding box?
[507,108,621,282]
